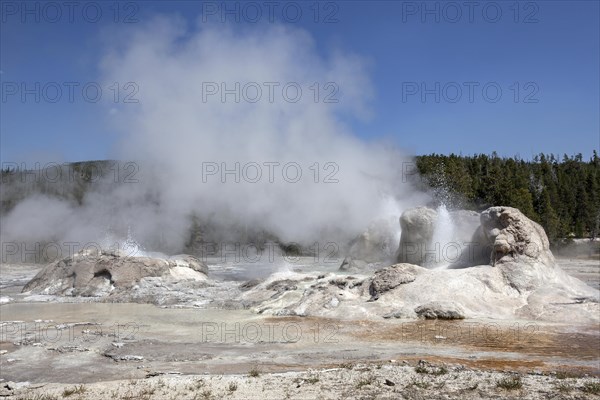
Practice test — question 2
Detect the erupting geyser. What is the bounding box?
[427,204,455,268]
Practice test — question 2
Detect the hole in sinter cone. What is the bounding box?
[93,269,114,284]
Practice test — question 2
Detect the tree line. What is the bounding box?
[414,152,600,243]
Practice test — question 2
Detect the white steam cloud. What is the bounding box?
[2,16,428,259]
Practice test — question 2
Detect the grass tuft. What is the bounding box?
[411,379,430,389]
[415,365,447,375]
[415,365,429,374]
[355,374,376,389]
[555,382,572,393]
[248,366,261,377]
[62,385,86,397]
[432,366,448,376]
[556,370,582,379]
[496,376,523,390]
[581,381,600,395]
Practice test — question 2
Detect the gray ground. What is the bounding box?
[1,258,598,399]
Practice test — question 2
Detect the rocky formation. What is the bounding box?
[369,263,418,300]
[239,207,599,323]
[240,256,598,323]
[414,301,465,319]
[23,249,208,298]
[236,271,370,318]
[347,218,398,262]
[482,207,555,266]
[338,256,368,273]
[395,207,437,265]
[447,225,492,269]
[337,218,399,273]
[479,206,557,292]
[19,206,600,323]
[449,210,481,240]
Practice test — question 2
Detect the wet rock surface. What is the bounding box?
[1,302,599,399]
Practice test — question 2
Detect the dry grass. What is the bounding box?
[496,375,523,390]
[581,381,600,395]
[62,385,86,397]
[248,366,261,377]
[355,374,376,389]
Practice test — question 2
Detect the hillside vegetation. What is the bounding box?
[415,152,600,244]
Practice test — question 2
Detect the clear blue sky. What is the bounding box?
[1,0,599,163]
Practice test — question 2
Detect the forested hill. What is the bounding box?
[415,152,600,243]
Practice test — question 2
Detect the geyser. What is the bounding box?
[427,204,455,267]
[396,206,482,268]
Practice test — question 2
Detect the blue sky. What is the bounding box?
[1,0,599,163]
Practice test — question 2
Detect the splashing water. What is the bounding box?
[428,204,455,268]
[122,226,147,257]
[99,226,149,257]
